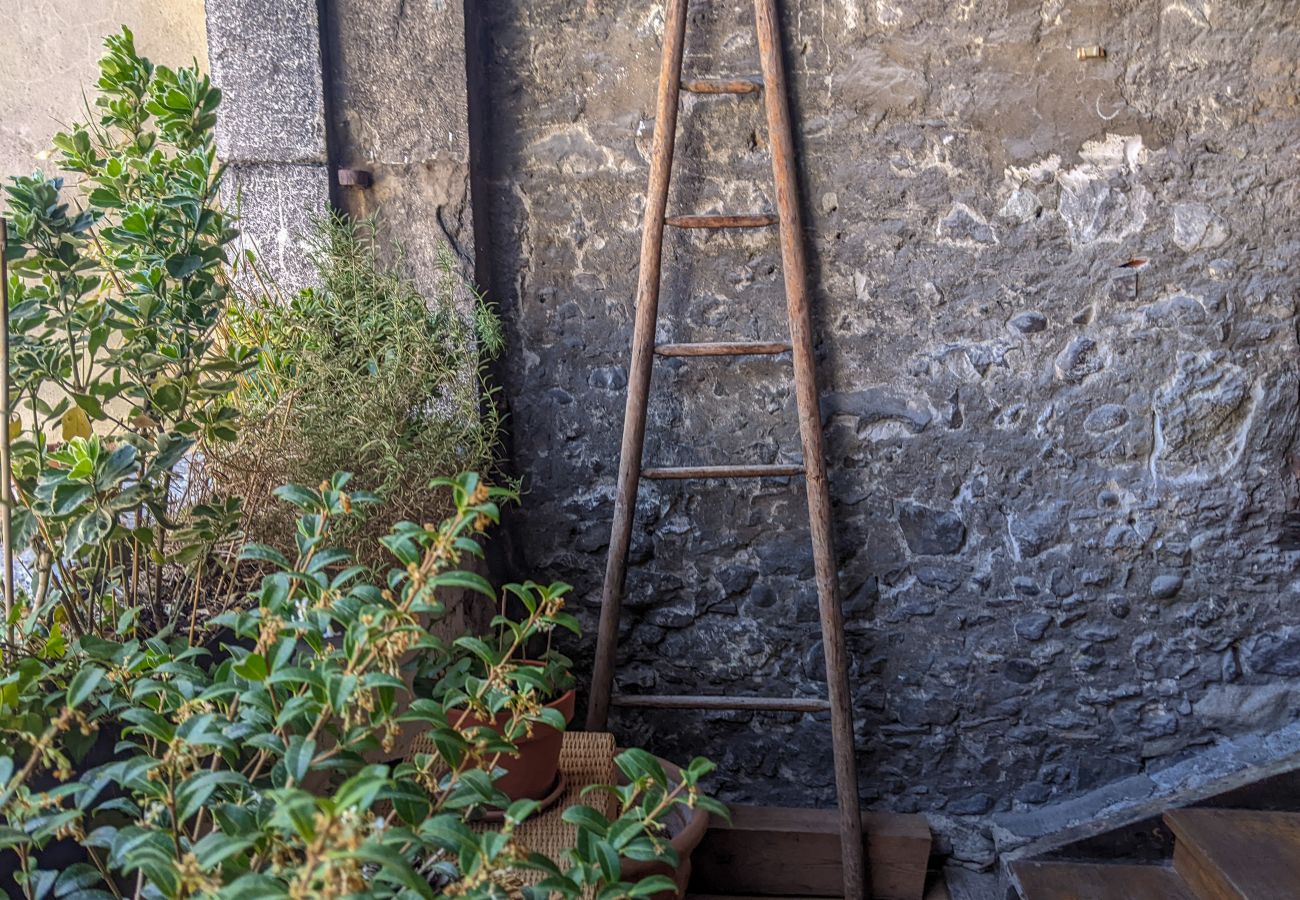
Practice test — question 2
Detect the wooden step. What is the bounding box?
[681,77,763,94]
[655,341,792,357]
[690,805,931,899]
[1165,808,1300,899]
[1012,861,1193,900]
[642,464,804,480]
[611,694,830,713]
[664,214,777,229]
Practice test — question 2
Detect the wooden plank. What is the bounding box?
[753,1,865,896]
[682,77,763,94]
[665,214,777,229]
[1012,861,1192,900]
[611,694,830,713]
[1166,808,1300,900]
[587,0,689,732]
[642,464,804,480]
[655,341,792,357]
[690,805,930,899]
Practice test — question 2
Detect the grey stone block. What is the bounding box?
[205,0,327,165]
[223,162,330,295]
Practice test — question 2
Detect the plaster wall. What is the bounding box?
[0,0,207,180]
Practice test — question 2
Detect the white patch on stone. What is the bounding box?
[1056,135,1150,248]
[1079,133,1149,173]
[843,0,861,31]
[853,271,871,302]
[1171,202,1229,252]
[1007,155,1062,186]
[999,188,1041,223]
[874,0,909,28]
[1163,1,1212,27]
[639,4,666,38]
[936,202,998,246]
[1151,351,1259,484]
[528,124,637,175]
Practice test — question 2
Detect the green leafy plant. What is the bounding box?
[214,213,503,565]
[0,473,724,897]
[2,28,252,644]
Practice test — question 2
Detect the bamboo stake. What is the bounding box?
[1,218,14,659]
[587,0,689,732]
[753,1,866,895]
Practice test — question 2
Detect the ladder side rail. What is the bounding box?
[753,0,867,896]
[587,0,691,732]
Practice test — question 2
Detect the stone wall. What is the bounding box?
[477,0,1300,841]
[205,0,330,293]
[0,0,207,180]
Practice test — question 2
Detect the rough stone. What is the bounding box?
[1083,404,1129,434]
[221,163,330,294]
[1009,312,1047,334]
[205,0,327,165]
[1245,628,1300,677]
[1172,202,1229,253]
[1053,336,1104,384]
[1009,504,1070,559]
[898,503,967,556]
[1194,684,1300,734]
[1150,574,1185,600]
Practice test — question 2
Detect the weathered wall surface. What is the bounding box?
[0,0,207,180]
[324,0,477,289]
[479,0,1300,850]
[205,0,330,293]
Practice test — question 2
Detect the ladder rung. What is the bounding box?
[664,214,777,229]
[642,464,804,480]
[612,694,831,713]
[655,341,792,357]
[681,77,763,95]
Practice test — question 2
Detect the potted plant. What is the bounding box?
[428,578,579,804]
[613,753,716,899]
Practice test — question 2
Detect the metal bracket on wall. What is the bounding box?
[336,168,372,188]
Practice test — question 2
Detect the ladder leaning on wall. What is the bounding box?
[584,0,867,896]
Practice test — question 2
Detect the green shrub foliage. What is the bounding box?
[2,27,252,641]
[217,214,503,564]
[0,29,725,899]
[0,473,725,897]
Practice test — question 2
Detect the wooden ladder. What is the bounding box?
[584,1,867,896]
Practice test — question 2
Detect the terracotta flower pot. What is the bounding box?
[618,756,711,899]
[452,688,575,801]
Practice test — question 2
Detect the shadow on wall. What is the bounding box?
[466,0,1300,833]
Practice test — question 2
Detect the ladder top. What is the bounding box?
[612,693,831,713]
[642,464,804,480]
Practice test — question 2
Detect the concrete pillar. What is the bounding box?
[204,0,331,292]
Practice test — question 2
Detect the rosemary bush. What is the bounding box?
[216,215,503,564]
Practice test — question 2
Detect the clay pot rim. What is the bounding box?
[619,755,710,852]
[451,687,576,736]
